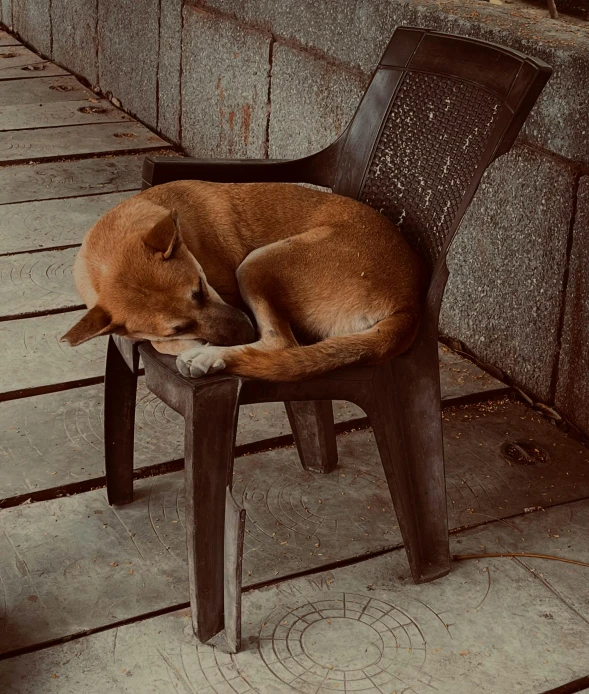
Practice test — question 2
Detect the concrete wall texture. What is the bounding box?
[2,0,589,431]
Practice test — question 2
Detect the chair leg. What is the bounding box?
[368,339,450,583]
[285,400,338,474]
[104,335,139,506]
[184,377,243,646]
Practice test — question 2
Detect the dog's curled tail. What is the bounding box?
[228,311,420,382]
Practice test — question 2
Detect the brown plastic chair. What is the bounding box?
[103,27,551,652]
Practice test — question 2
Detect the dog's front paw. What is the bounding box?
[177,345,227,378]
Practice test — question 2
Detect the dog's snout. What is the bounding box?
[223,308,256,345]
[203,304,255,346]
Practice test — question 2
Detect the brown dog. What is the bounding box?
[62,181,425,381]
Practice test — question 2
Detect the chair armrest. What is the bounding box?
[142,145,342,189]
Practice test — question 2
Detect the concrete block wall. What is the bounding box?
[3,0,589,433]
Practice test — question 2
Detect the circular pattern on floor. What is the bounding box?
[257,592,426,693]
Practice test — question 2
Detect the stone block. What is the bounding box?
[51,0,98,85]
[556,177,589,430]
[0,0,10,28]
[440,145,575,401]
[181,5,270,158]
[158,0,182,143]
[268,42,368,159]
[200,0,589,165]
[199,0,398,74]
[98,0,159,129]
[12,0,50,55]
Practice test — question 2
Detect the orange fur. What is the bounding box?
[64,181,425,381]
[222,312,420,381]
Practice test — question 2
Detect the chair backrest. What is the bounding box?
[323,27,551,277]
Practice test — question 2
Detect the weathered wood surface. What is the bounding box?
[3,570,585,694]
[0,76,94,106]
[0,311,107,399]
[0,61,68,81]
[0,99,133,131]
[0,247,80,318]
[0,362,513,503]
[1,483,588,693]
[0,31,20,47]
[0,45,44,71]
[0,192,134,254]
[0,156,144,205]
[4,507,589,694]
[0,380,362,499]
[0,396,589,609]
[439,343,508,401]
[0,122,170,163]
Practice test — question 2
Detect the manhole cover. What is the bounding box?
[501,440,550,466]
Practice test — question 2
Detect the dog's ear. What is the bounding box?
[60,305,114,346]
[143,209,181,259]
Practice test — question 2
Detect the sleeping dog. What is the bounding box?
[62,181,425,381]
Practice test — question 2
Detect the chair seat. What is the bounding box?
[139,342,378,414]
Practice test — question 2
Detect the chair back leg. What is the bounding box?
[184,377,243,646]
[285,400,338,473]
[367,338,450,583]
[104,335,139,505]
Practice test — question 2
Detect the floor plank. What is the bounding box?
[4,574,587,694]
[0,61,68,81]
[0,76,94,106]
[0,122,170,163]
[0,192,135,254]
[1,492,589,693]
[439,343,507,402]
[0,311,107,398]
[0,380,298,498]
[0,99,133,131]
[0,381,365,499]
[0,31,20,47]
[0,156,145,205]
[0,45,44,71]
[0,247,80,318]
[457,499,589,625]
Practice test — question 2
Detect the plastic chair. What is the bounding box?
[103,27,551,652]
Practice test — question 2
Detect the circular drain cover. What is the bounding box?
[501,440,550,465]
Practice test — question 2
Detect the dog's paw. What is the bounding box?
[177,345,227,378]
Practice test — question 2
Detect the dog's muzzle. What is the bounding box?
[205,304,256,346]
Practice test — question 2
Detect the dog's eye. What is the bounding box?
[170,322,192,336]
[191,287,202,302]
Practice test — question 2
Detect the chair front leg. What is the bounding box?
[104,335,140,505]
[367,337,450,583]
[184,377,243,647]
[285,400,338,474]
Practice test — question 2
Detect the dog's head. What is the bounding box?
[61,200,255,347]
